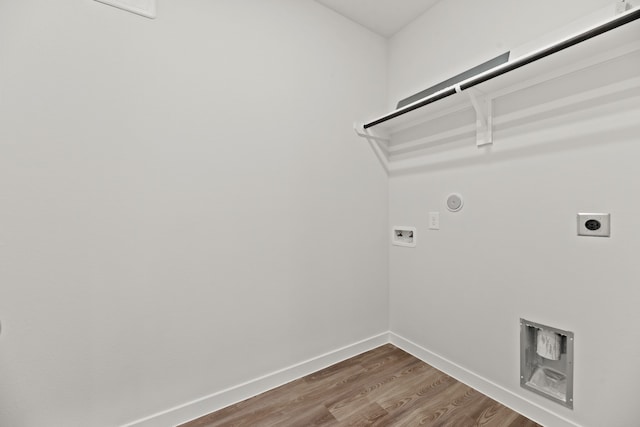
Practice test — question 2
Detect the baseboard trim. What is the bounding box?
[121,332,390,427]
[389,332,582,427]
[123,331,582,427]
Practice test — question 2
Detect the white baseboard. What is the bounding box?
[123,331,581,427]
[121,332,390,427]
[389,332,581,427]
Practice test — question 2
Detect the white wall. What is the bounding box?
[0,1,388,425]
[388,1,640,426]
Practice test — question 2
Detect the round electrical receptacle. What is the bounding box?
[585,219,601,231]
[446,193,464,212]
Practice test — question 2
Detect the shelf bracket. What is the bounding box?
[464,88,493,147]
[353,123,390,174]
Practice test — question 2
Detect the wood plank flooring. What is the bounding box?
[180,344,541,427]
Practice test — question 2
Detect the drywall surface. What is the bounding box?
[387,1,640,426]
[0,1,388,425]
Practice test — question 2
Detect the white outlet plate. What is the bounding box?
[577,213,610,237]
[94,0,156,19]
[392,226,416,247]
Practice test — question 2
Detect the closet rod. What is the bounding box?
[363,7,640,130]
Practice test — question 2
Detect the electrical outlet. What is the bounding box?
[577,213,610,237]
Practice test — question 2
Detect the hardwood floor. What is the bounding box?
[180,344,541,427]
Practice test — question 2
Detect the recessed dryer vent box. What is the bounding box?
[520,319,574,408]
[392,226,416,247]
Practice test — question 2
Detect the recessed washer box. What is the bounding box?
[392,226,416,247]
[577,213,610,237]
[520,319,574,408]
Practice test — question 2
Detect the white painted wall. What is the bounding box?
[0,1,388,425]
[388,1,640,426]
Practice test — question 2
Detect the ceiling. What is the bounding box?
[315,0,441,38]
